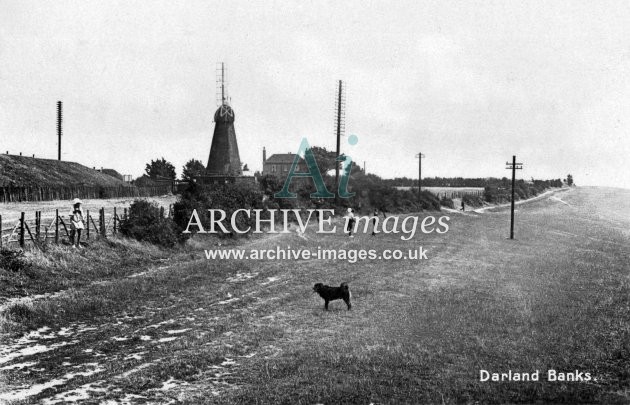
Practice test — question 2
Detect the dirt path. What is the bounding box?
[444,187,572,216]
[0,232,302,403]
[472,187,571,213]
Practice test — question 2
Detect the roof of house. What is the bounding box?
[265,153,300,164]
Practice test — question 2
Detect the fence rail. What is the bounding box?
[0,185,173,203]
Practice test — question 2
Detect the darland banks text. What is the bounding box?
[480,369,592,382]
[182,209,450,241]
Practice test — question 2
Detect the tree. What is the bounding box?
[310,146,338,175]
[567,174,574,186]
[145,157,176,180]
[181,159,206,181]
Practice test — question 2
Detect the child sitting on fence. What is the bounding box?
[69,198,85,248]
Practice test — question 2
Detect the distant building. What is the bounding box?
[261,147,306,177]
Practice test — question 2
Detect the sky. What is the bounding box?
[1,0,629,188]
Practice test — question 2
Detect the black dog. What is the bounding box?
[313,282,351,310]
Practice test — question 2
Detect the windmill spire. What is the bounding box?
[217,62,229,106]
[221,62,225,105]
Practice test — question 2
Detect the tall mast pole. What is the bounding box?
[221,63,225,105]
[335,80,343,201]
[57,101,62,161]
[506,156,523,239]
[416,153,425,207]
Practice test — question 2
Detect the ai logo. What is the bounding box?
[274,135,358,199]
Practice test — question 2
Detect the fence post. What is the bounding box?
[36,211,40,241]
[86,210,90,240]
[124,208,128,220]
[160,206,164,218]
[20,212,25,248]
[0,214,2,248]
[113,208,117,234]
[55,209,59,244]
[100,208,106,237]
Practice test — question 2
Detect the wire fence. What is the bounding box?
[0,206,173,249]
[0,184,174,203]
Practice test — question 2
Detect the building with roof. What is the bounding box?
[261,147,306,177]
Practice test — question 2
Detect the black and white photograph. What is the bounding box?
[0,1,629,404]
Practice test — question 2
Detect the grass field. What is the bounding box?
[0,187,628,404]
[0,195,177,224]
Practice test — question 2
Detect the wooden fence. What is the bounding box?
[0,184,174,203]
[435,190,484,199]
[0,206,172,249]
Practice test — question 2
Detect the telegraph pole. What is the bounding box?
[415,152,425,205]
[334,80,345,203]
[505,155,523,239]
[57,101,62,160]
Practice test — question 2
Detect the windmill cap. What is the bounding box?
[72,198,83,205]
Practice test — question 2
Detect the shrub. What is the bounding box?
[462,194,484,207]
[418,190,441,210]
[440,195,454,209]
[0,248,31,272]
[173,182,264,238]
[119,200,178,248]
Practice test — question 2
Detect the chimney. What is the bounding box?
[262,147,266,165]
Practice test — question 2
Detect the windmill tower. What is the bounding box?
[206,63,243,176]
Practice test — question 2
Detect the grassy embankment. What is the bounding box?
[0,187,628,404]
